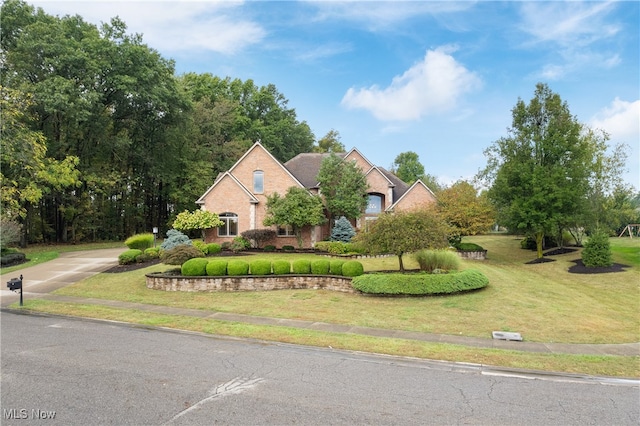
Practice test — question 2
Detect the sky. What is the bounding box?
[29,0,639,189]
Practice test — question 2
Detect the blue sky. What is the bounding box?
[30,1,639,189]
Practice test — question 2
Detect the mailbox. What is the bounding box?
[6,274,24,306]
[7,277,22,291]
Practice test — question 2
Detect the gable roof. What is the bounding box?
[230,141,306,189]
[343,147,374,170]
[196,171,259,205]
[387,179,436,211]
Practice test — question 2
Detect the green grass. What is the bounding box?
[17,299,639,378]
[6,235,640,377]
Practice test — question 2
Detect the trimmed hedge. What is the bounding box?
[263,245,276,252]
[329,260,345,276]
[206,260,227,276]
[454,242,485,252]
[282,245,295,251]
[292,259,311,274]
[192,240,209,255]
[341,260,364,277]
[352,269,489,295]
[250,259,272,275]
[119,249,142,265]
[144,247,160,258]
[273,260,291,275]
[181,258,209,276]
[311,259,330,275]
[207,243,222,254]
[124,233,154,250]
[227,259,249,276]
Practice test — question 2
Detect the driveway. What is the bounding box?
[0,248,123,307]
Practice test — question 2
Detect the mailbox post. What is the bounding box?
[7,274,23,306]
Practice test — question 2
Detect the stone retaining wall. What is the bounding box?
[146,272,356,293]
[457,250,487,260]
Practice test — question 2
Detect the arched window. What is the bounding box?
[253,170,264,194]
[366,194,383,214]
[218,212,238,237]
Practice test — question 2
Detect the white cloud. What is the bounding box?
[590,98,640,141]
[29,1,265,54]
[341,46,481,121]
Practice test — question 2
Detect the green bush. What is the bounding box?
[160,245,203,265]
[181,258,209,276]
[282,245,295,251]
[230,236,251,252]
[520,236,536,250]
[1,252,26,266]
[414,249,460,272]
[221,242,231,251]
[292,259,311,274]
[207,243,222,254]
[263,245,276,252]
[454,242,485,252]
[582,231,613,267]
[341,260,364,277]
[192,240,208,255]
[135,253,153,263]
[227,259,249,276]
[119,249,142,265]
[311,259,330,275]
[144,247,160,258]
[272,260,291,275]
[250,259,272,275]
[124,233,154,250]
[352,269,489,295]
[329,260,345,275]
[206,260,227,276]
[314,241,331,252]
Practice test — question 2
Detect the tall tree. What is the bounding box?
[392,151,425,185]
[313,129,345,153]
[316,153,369,224]
[480,83,593,259]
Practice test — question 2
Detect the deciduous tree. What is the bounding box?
[263,187,326,248]
[392,151,425,185]
[437,180,495,236]
[480,83,593,259]
[317,154,369,225]
[354,209,450,271]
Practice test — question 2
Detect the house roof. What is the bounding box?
[284,152,346,188]
[196,171,259,205]
[387,179,437,211]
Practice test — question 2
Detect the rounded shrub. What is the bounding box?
[263,245,276,252]
[272,260,291,275]
[119,249,142,265]
[192,240,208,255]
[582,231,613,267]
[329,260,345,276]
[181,258,209,276]
[206,260,227,276]
[160,245,203,265]
[351,269,489,295]
[124,233,154,250]
[342,260,364,277]
[250,259,272,275]
[311,259,330,275]
[206,243,222,255]
[282,245,295,252]
[144,247,160,258]
[454,242,485,252]
[227,259,249,276]
[292,259,311,274]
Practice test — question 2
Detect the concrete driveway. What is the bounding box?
[0,248,124,307]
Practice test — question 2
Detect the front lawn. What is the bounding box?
[49,235,639,344]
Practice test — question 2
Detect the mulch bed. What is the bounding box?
[567,259,629,274]
[103,259,162,273]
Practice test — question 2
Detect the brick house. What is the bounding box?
[196,142,437,248]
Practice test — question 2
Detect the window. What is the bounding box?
[277,225,296,236]
[365,194,383,214]
[253,170,264,194]
[218,213,238,237]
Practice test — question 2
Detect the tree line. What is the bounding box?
[1,0,315,245]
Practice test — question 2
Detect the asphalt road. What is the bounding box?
[1,311,638,426]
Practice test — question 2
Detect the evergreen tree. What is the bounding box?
[331,216,356,242]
